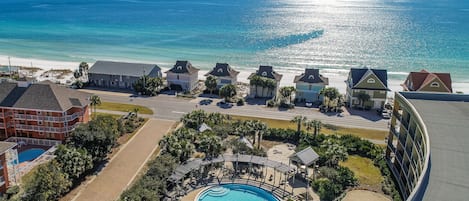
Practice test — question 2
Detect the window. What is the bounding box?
[217,68,223,73]
[177,75,180,80]
[111,81,115,85]
[177,66,183,70]
[261,72,267,76]
[367,78,375,83]
[308,75,314,79]
[39,132,44,135]
[37,111,42,115]
[38,121,43,125]
[430,82,439,87]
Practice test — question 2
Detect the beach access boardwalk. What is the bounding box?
[70,119,175,201]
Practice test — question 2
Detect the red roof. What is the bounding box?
[402,69,452,92]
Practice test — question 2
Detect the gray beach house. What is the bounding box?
[294,68,328,103]
[88,60,161,89]
[248,65,282,98]
[204,63,239,89]
[166,60,200,92]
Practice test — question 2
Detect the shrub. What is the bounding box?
[266,99,276,107]
[237,98,245,106]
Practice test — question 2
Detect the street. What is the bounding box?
[81,89,389,131]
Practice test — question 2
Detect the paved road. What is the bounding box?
[71,119,175,201]
[81,89,388,131]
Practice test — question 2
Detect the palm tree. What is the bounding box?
[254,121,267,149]
[357,92,371,108]
[291,116,307,141]
[219,84,237,102]
[265,79,277,97]
[279,86,295,103]
[312,120,322,140]
[90,95,101,118]
[132,107,140,118]
[321,87,340,110]
[199,134,223,158]
[205,76,218,94]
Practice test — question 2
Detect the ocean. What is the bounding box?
[0,0,468,87]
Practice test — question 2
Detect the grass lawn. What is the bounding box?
[231,115,387,141]
[95,112,123,119]
[340,155,384,188]
[96,102,153,115]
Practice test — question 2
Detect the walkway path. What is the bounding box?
[71,119,175,201]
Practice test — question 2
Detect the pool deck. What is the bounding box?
[17,144,50,153]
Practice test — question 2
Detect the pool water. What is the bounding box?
[198,184,279,201]
[18,148,45,163]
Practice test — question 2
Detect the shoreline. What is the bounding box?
[1,55,469,94]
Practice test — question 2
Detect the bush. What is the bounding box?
[264,128,298,142]
[323,123,339,131]
[279,100,294,109]
[266,99,276,107]
[237,98,245,106]
[312,179,343,201]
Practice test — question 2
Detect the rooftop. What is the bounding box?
[0,141,16,154]
[401,92,469,201]
[0,81,91,111]
[294,68,328,84]
[166,60,200,75]
[248,65,282,81]
[402,69,452,92]
[204,63,239,78]
[89,60,161,77]
[289,147,319,166]
[349,67,388,89]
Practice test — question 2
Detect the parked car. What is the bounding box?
[382,110,391,119]
[305,102,313,108]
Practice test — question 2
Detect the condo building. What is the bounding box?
[386,92,469,201]
[0,81,91,141]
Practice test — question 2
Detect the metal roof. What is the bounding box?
[169,154,295,182]
[289,147,319,166]
[89,60,161,77]
[402,92,469,201]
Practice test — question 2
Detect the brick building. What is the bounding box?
[0,81,91,141]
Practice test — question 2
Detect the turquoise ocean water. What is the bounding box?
[0,0,468,83]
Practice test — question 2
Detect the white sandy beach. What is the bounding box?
[1,55,469,94]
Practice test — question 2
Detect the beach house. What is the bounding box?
[248,66,282,98]
[0,81,91,141]
[345,68,389,109]
[89,60,162,90]
[293,68,329,103]
[401,69,452,93]
[204,63,239,89]
[0,142,17,193]
[166,60,200,92]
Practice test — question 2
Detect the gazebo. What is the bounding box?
[289,147,319,201]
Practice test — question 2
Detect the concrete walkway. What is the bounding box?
[71,119,175,201]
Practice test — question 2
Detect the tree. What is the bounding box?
[133,76,163,96]
[279,86,295,103]
[73,70,82,79]
[321,139,348,167]
[54,145,93,180]
[198,133,223,158]
[133,107,140,118]
[311,120,322,139]
[67,116,119,163]
[320,87,340,110]
[265,79,277,97]
[205,76,218,94]
[219,84,237,102]
[181,110,208,129]
[90,95,101,118]
[291,116,307,140]
[23,160,72,201]
[357,92,371,108]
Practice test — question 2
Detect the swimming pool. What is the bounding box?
[197,184,279,201]
[18,148,45,163]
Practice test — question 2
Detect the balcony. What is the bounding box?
[387,140,396,153]
[0,113,3,118]
[14,123,77,133]
[14,112,82,122]
[0,122,4,128]
[390,126,400,138]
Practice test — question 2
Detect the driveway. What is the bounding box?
[71,119,175,201]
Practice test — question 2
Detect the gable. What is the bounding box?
[419,78,451,93]
[354,73,387,90]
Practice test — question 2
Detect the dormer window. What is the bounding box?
[367,78,375,84]
[308,75,314,79]
[217,68,223,73]
[177,66,183,70]
[430,82,439,87]
[261,72,267,76]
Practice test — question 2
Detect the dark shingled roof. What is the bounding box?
[166,60,200,75]
[248,65,283,81]
[0,81,91,111]
[0,141,16,154]
[204,63,240,78]
[294,68,329,84]
[89,61,161,77]
[349,68,388,89]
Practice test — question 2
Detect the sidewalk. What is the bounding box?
[70,119,175,201]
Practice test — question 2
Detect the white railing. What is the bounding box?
[0,122,4,128]
[13,112,82,122]
[14,124,77,133]
[5,137,61,146]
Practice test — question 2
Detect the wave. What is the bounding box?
[254,30,324,50]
